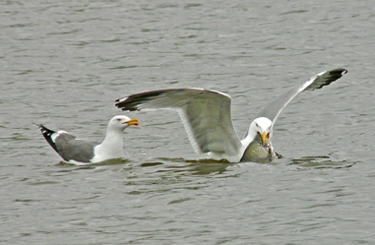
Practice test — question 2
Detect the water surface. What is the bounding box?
[1,0,375,244]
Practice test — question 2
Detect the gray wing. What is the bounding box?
[256,68,348,125]
[55,133,96,162]
[115,88,242,156]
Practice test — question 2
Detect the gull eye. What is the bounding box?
[266,133,270,139]
[255,123,259,127]
[117,118,121,122]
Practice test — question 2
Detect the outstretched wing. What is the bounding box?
[256,68,348,125]
[115,88,242,156]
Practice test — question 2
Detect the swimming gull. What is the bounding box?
[37,115,139,163]
[115,68,347,162]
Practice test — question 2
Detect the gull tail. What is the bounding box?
[34,123,59,154]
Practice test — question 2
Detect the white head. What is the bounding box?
[248,117,273,146]
[108,115,139,132]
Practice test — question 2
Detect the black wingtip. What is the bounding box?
[326,68,348,84]
[37,124,55,135]
[115,96,139,111]
[307,68,348,91]
[115,97,140,111]
[115,90,166,111]
[36,124,59,153]
[329,68,348,77]
[326,68,348,82]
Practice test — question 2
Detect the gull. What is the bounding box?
[115,68,347,162]
[37,115,139,163]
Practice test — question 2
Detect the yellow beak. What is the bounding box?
[123,118,139,126]
[260,131,266,146]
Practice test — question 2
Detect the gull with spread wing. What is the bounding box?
[115,68,347,163]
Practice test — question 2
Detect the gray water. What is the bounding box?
[1,0,375,244]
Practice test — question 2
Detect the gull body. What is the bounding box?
[38,115,139,163]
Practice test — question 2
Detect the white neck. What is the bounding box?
[91,128,124,162]
[240,129,257,153]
